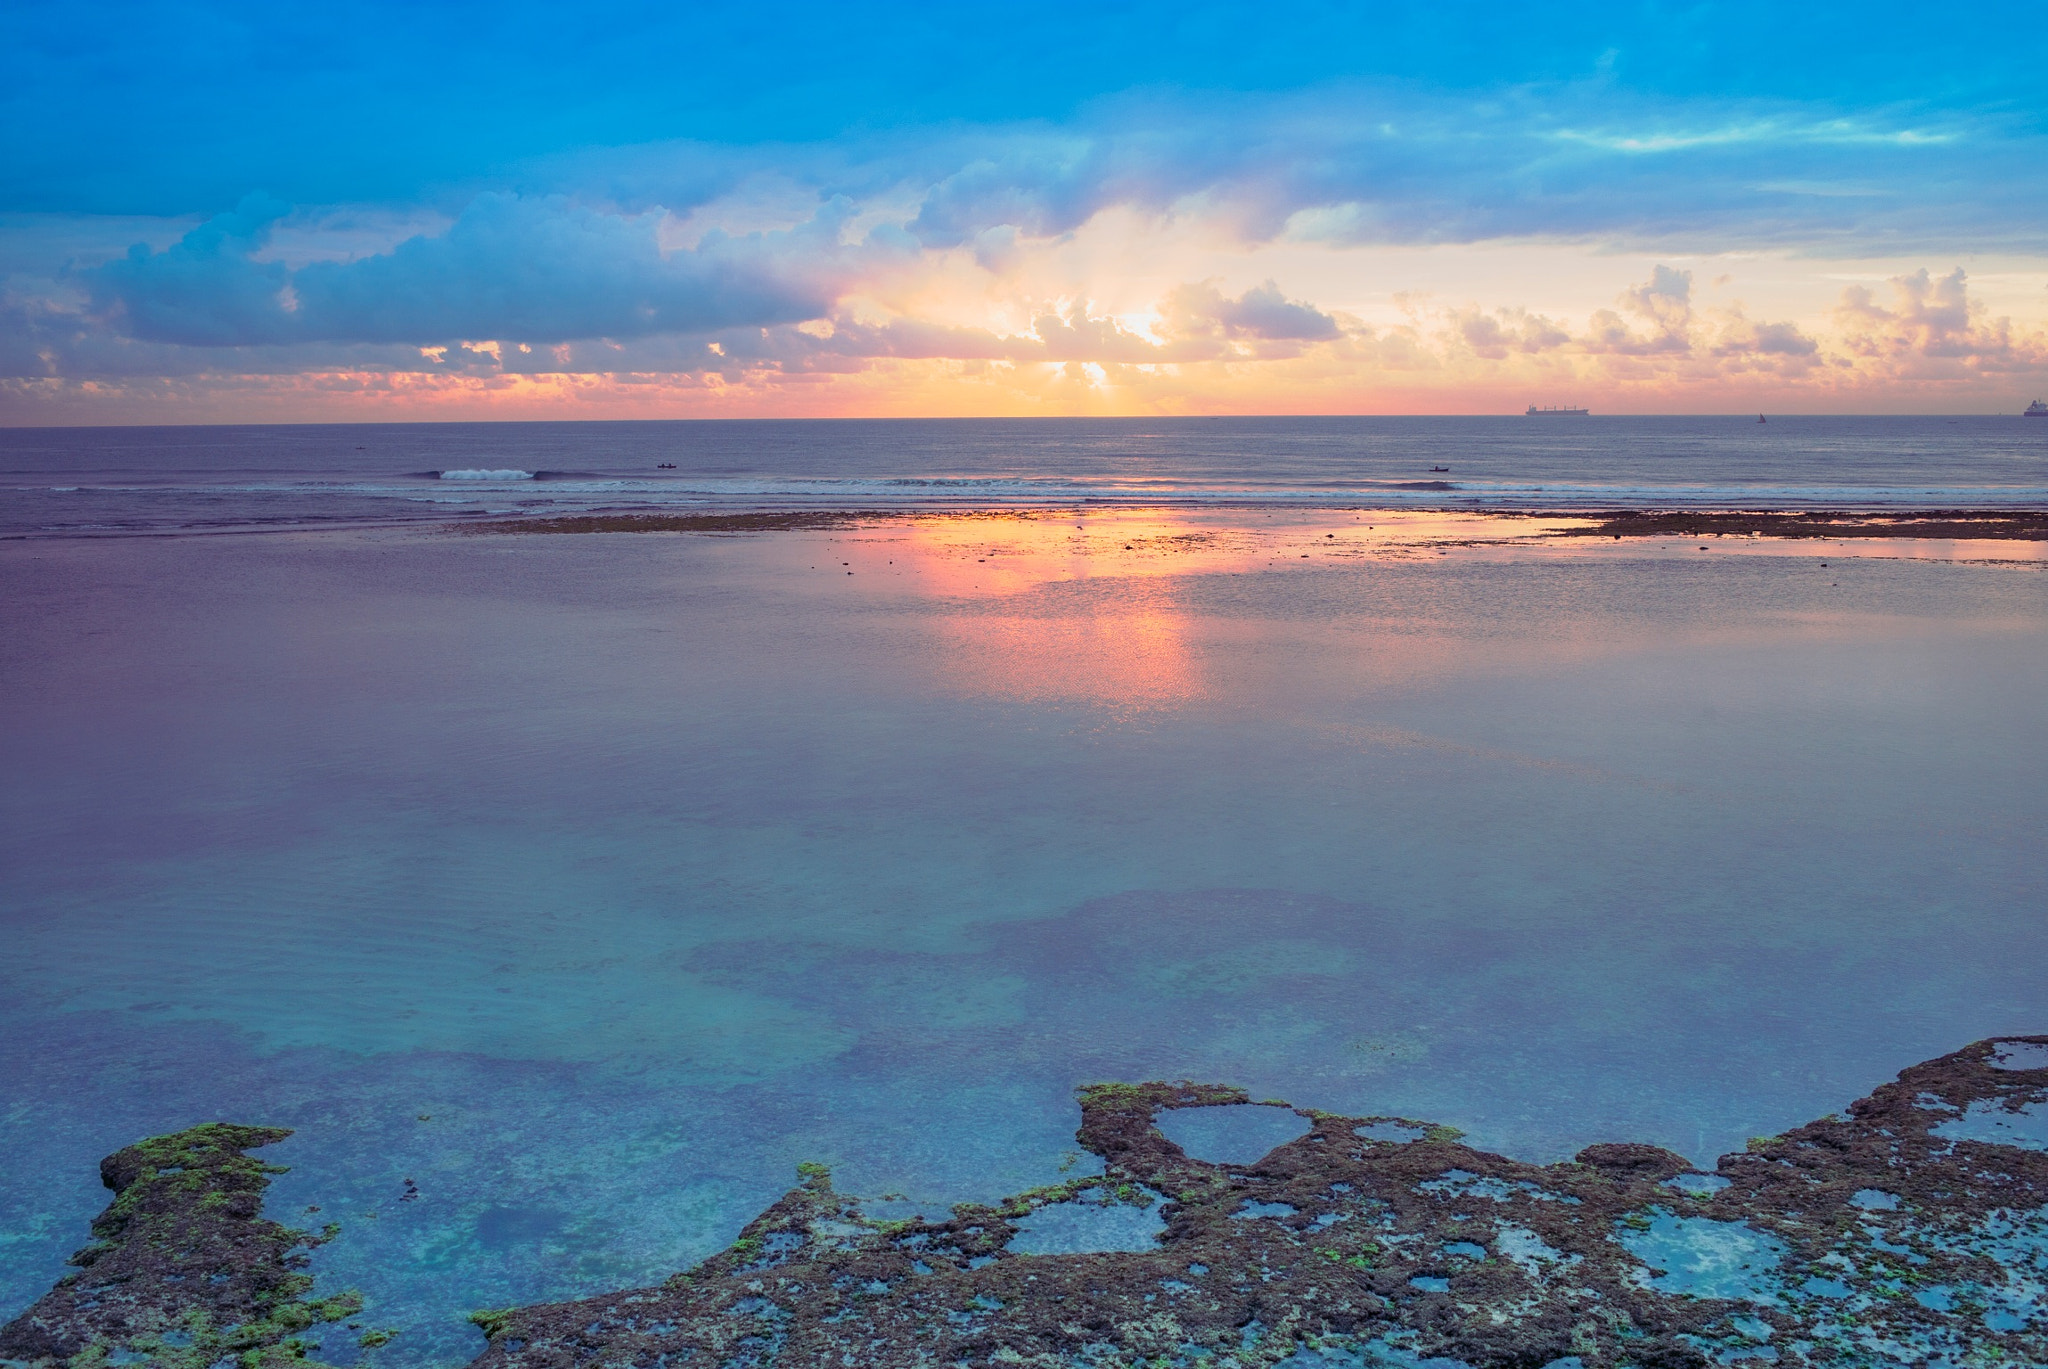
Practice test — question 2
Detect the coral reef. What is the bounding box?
[8,1041,2048,1367]
[1563,510,2048,540]
[0,1124,358,1368]
[463,1040,2048,1367]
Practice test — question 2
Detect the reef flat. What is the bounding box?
[1558,510,2048,541]
[7,1041,2048,1368]
[0,1124,364,1368]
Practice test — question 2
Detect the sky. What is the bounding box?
[3,0,2046,421]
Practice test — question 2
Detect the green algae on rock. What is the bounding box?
[9,1042,2048,1368]
[0,1123,360,1369]
[462,1042,2048,1368]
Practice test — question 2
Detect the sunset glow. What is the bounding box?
[5,0,2045,422]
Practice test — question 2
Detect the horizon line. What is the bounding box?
[5,410,2046,431]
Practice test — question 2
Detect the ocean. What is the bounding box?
[3,417,2046,1365]
[5,415,2048,536]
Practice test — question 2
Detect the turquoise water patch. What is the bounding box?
[1617,1211,1788,1303]
[1495,1224,1577,1269]
[1989,1040,2048,1071]
[1419,1169,1576,1203]
[1932,1096,2048,1150]
[1004,1187,1166,1255]
[1235,1200,1299,1219]
[1156,1105,1311,1165]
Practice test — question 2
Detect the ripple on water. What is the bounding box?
[1155,1105,1311,1165]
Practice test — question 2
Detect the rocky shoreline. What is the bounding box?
[6,1040,2046,1368]
[1555,510,2048,541]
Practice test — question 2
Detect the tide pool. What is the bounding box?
[3,510,2044,1365]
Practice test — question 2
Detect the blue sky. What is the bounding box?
[4,0,2045,418]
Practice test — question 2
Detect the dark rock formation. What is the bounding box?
[9,1041,2048,1368]
[1564,510,2048,540]
[0,1123,359,1368]
[461,1041,2048,1368]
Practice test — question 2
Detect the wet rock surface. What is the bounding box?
[1562,510,2048,540]
[462,1041,2048,1368]
[0,1123,360,1368]
[11,1041,2048,1367]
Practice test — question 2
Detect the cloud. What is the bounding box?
[9,255,2042,421]
[1711,312,1819,360]
[1449,307,1572,360]
[89,195,296,346]
[1407,264,1828,378]
[87,192,846,348]
[1579,265,1695,355]
[1830,268,2044,370]
[882,88,2046,256]
[1165,281,1341,342]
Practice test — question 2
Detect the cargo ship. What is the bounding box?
[2026,399,2048,417]
[1526,404,1589,416]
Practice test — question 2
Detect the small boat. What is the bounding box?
[1758,414,1767,424]
[1429,466,1450,473]
[2026,399,2048,417]
[1526,404,1589,416]
[656,462,677,468]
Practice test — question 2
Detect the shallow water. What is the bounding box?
[1003,1188,1166,1255]
[3,509,2046,1364]
[1155,1105,1312,1165]
[1618,1212,1789,1303]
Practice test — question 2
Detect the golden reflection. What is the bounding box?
[843,507,1582,599]
[850,511,1253,708]
[785,507,2045,708]
[815,508,1575,708]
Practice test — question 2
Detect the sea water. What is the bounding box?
[2,419,2046,1365]
[5,414,2048,535]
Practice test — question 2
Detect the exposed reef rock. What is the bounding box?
[8,1042,2048,1368]
[1562,510,2048,541]
[464,1041,2048,1368]
[0,1124,359,1368]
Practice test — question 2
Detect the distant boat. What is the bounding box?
[656,462,677,468]
[2026,399,2048,417]
[1429,466,1450,472]
[1526,404,1589,416]
[1758,414,1767,424]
